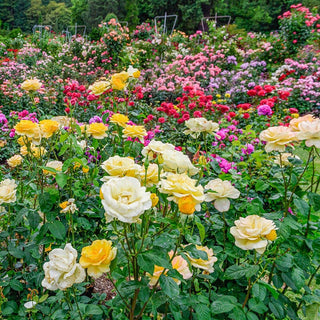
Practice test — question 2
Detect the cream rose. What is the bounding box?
[159,173,204,211]
[289,114,316,131]
[230,215,277,254]
[259,126,297,152]
[101,156,141,178]
[43,161,63,176]
[0,179,17,204]
[184,117,219,138]
[162,149,199,176]
[141,140,175,160]
[41,243,86,291]
[7,155,23,168]
[295,118,320,148]
[204,179,240,212]
[185,245,218,273]
[89,80,110,95]
[100,176,152,223]
[139,163,159,187]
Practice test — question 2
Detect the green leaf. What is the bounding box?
[195,304,211,320]
[184,244,208,260]
[224,265,246,280]
[247,312,259,320]
[230,306,247,320]
[248,298,268,314]
[268,299,285,319]
[252,283,267,301]
[255,180,269,192]
[257,281,279,299]
[305,303,320,320]
[294,198,309,216]
[245,265,259,278]
[308,193,320,211]
[55,172,68,188]
[159,275,179,299]
[275,254,293,271]
[1,301,18,316]
[85,305,103,315]
[211,296,237,314]
[137,248,171,274]
[194,215,206,242]
[49,221,66,240]
[291,268,305,291]
[10,279,23,291]
[27,210,41,229]
[39,192,54,213]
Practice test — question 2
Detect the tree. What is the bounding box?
[43,1,72,32]
[71,0,88,25]
[26,0,45,29]
[125,0,139,28]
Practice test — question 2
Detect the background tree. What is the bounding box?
[43,1,72,32]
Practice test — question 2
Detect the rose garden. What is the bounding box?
[0,3,320,320]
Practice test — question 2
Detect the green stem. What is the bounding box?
[72,286,84,320]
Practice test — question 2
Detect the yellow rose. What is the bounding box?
[20,146,28,156]
[101,155,141,178]
[178,195,196,215]
[185,245,218,273]
[7,155,23,168]
[204,179,240,212]
[0,179,17,204]
[17,136,32,146]
[225,93,231,98]
[89,80,110,96]
[127,65,140,78]
[87,123,108,139]
[159,173,204,211]
[79,239,117,278]
[230,215,277,254]
[110,113,129,127]
[14,120,39,138]
[21,78,42,91]
[0,140,7,147]
[30,146,47,158]
[111,72,129,90]
[43,161,63,176]
[150,193,159,207]
[123,125,147,141]
[39,119,60,138]
[259,126,297,152]
[148,250,192,286]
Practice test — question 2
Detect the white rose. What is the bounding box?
[0,179,17,204]
[41,243,86,291]
[162,149,199,176]
[205,179,240,212]
[100,176,152,223]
